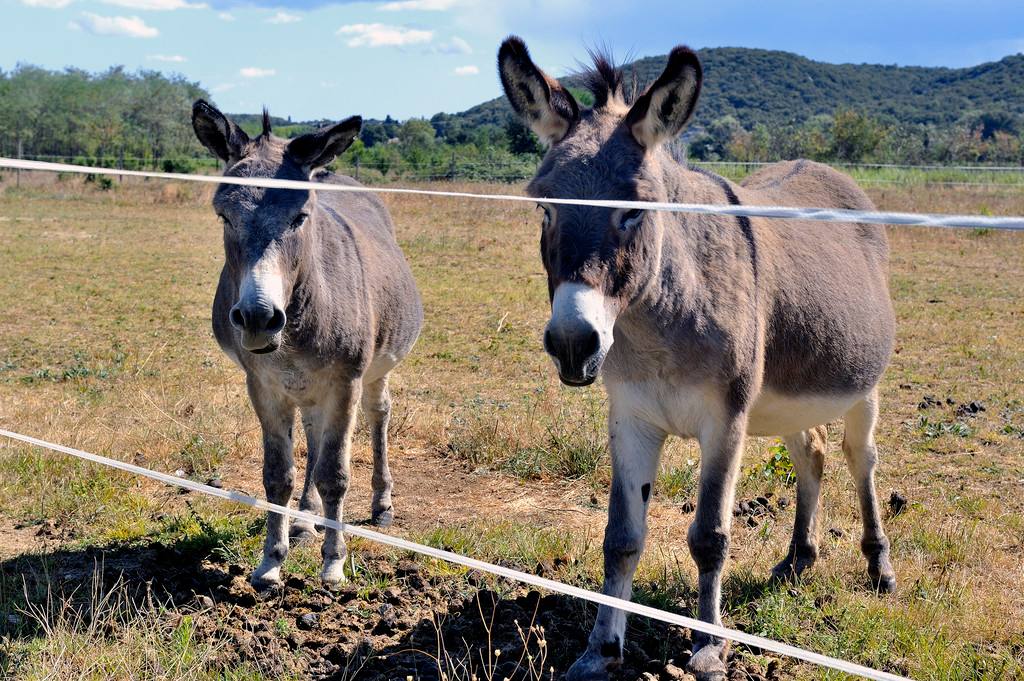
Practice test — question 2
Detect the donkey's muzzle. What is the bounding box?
[230,301,286,353]
[544,325,602,386]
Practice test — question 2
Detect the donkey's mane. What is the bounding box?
[261,108,272,137]
[577,47,639,109]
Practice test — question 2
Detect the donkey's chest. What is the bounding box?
[249,359,342,406]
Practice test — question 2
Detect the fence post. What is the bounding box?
[118,147,124,184]
[354,157,360,181]
[16,136,22,189]
[449,151,456,181]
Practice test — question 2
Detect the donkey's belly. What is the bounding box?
[608,379,864,439]
[747,389,865,436]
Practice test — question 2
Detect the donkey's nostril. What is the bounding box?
[229,306,245,329]
[266,308,286,334]
[543,328,555,355]
[583,329,600,358]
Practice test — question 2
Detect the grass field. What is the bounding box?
[1,170,1023,680]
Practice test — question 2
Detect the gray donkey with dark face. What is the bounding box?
[192,101,423,589]
[498,38,897,680]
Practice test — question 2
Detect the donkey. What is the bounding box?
[191,101,423,589]
[498,38,897,680]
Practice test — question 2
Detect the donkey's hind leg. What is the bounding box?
[290,407,323,544]
[842,390,896,593]
[771,426,827,583]
[362,375,395,527]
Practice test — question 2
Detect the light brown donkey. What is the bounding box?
[497,38,896,680]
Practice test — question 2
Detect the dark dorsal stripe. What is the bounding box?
[692,166,762,415]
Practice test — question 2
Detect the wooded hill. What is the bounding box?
[454,47,1024,132]
[2,47,1021,169]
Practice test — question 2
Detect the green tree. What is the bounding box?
[360,121,388,147]
[398,118,436,149]
[505,116,542,155]
[830,110,887,162]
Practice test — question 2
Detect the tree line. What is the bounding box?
[0,65,210,171]
[2,61,1021,182]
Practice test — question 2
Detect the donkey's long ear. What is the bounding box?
[192,99,250,164]
[625,46,702,149]
[498,36,579,146]
[287,116,362,173]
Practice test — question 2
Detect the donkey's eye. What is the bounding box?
[218,214,232,229]
[619,208,644,231]
[290,212,309,230]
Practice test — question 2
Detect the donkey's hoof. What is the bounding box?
[565,649,615,681]
[770,554,815,584]
[321,559,348,590]
[370,506,394,528]
[870,571,897,594]
[250,567,283,593]
[289,522,320,545]
[869,555,897,594]
[687,643,728,680]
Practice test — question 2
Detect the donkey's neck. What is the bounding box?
[287,212,334,343]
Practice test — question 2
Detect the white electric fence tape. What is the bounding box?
[0,428,910,681]
[1,157,1022,232]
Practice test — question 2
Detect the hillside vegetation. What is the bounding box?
[2,48,1022,172]
[456,48,1024,131]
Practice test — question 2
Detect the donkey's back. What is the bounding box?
[311,171,423,372]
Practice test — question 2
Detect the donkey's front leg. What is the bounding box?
[687,416,746,680]
[314,378,361,588]
[247,377,296,590]
[567,405,667,681]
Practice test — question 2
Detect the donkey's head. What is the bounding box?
[498,37,702,386]
[192,100,361,354]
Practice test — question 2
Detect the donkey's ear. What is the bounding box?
[192,99,250,164]
[287,116,362,172]
[625,46,702,149]
[498,36,579,146]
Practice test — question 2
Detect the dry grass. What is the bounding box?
[1,171,1023,678]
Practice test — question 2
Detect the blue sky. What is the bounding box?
[3,0,1024,121]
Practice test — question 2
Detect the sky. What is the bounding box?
[3,0,1024,121]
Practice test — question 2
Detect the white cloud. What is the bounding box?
[265,10,300,24]
[20,0,73,8]
[336,23,432,48]
[379,0,456,10]
[239,67,275,78]
[217,11,234,20]
[102,0,206,9]
[211,83,236,93]
[453,64,478,76]
[436,35,471,54]
[147,53,186,62]
[71,12,159,38]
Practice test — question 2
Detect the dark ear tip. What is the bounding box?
[192,99,218,120]
[668,45,701,68]
[499,35,527,58]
